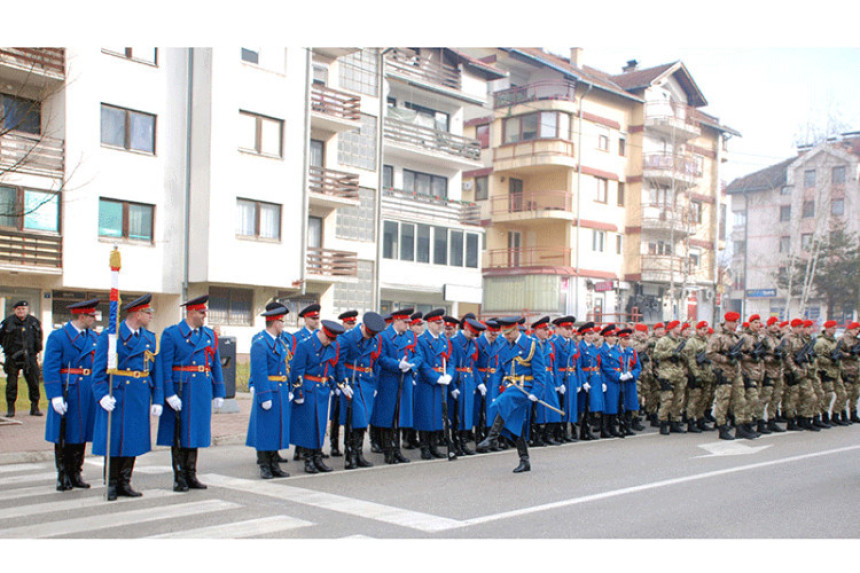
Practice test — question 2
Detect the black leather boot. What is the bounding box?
[344,428,358,469]
[258,451,274,479]
[313,449,333,472]
[393,428,410,463]
[477,415,505,453]
[4,402,13,417]
[660,421,670,435]
[512,436,530,473]
[419,431,433,459]
[370,426,383,453]
[669,420,686,434]
[171,446,189,492]
[382,428,396,465]
[757,419,772,435]
[183,448,207,489]
[405,428,420,449]
[767,419,786,433]
[530,423,546,447]
[835,412,851,426]
[69,444,90,489]
[821,413,833,428]
[649,413,659,427]
[294,446,303,461]
[734,423,752,440]
[354,429,373,467]
[599,414,611,438]
[54,444,72,491]
[786,417,802,431]
[579,416,595,440]
[117,457,142,497]
[459,431,476,455]
[304,449,318,473]
[543,424,560,445]
[718,424,734,440]
[687,419,702,434]
[631,413,645,432]
[330,419,342,457]
[698,418,715,432]
[804,417,821,431]
[30,403,42,416]
[106,456,120,501]
[812,415,828,429]
[429,432,446,459]
[851,411,860,424]
[269,451,289,478]
[608,415,622,438]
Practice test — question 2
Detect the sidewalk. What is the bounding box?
[0,393,253,465]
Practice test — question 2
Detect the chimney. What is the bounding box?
[623,59,638,73]
[570,47,584,68]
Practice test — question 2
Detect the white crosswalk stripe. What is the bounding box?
[0,472,60,487]
[0,463,47,474]
[0,489,173,520]
[146,515,314,538]
[0,484,106,503]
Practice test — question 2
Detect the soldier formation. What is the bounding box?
[38,298,860,492]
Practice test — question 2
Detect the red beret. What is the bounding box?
[680,322,690,331]
[707,328,714,335]
[823,320,838,329]
[742,322,749,329]
[724,312,740,322]
[847,322,860,330]
[748,314,761,322]
[634,324,649,332]
[696,321,709,329]
[802,320,814,327]
[790,318,804,327]
[766,316,779,326]
[666,320,681,330]
[654,323,665,329]
[779,321,789,328]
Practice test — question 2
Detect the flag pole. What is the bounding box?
[105,246,121,500]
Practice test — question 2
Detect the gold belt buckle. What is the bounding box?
[197,365,206,372]
[82,369,91,376]
[132,371,142,378]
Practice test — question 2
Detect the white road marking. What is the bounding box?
[0,472,60,487]
[147,515,313,538]
[696,441,773,457]
[0,463,47,474]
[0,489,173,520]
[0,484,104,502]
[0,499,240,539]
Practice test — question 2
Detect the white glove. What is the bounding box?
[150,404,163,417]
[528,393,538,402]
[583,382,591,392]
[412,379,417,386]
[557,385,566,395]
[477,383,487,396]
[437,374,452,386]
[262,400,272,411]
[289,392,294,402]
[374,390,378,398]
[335,387,341,396]
[342,385,354,399]
[213,397,224,409]
[602,383,607,392]
[51,397,67,415]
[294,396,304,405]
[250,386,255,398]
[166,395,182,411]
[451,388,461,399]
[99,395,116,412]
[399,358,413,372]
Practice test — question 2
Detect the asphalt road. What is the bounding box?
[1,424,858,541]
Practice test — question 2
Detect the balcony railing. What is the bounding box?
[640,204,693,233]
[493,80,577,109]
[382,187,480,226]
[308,166,360,200]
[486,246,571,269]
[644,100,701,137]
[384,48,461,91]
[0,131,65,176]
[310,84,361,122]
[0,228,62,269]
[0,48,64,76]
[491,190,573,215]
[492,139,574,164]
[639,254,685,282]
[306,247,358,278]
[384,117,481,161]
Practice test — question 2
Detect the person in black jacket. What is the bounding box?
[1,300,43,417]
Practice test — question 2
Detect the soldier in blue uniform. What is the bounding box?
[599,325,628,437]
[551,316,579,443]
[337,312,386,469]
[475,318,502,446]
[92,294,163,501]
[577,322,602,440]
[618,328,643,432]
[414,309,455,460]
[246,303,292,479]
[290,319,345,474]
[43,299,100,490]
[450,317,486,455]
[372,307,419,463]
[330,309,358,457]
[530,316,563,446]
[476,317,547,473]
[156,295,225,492]
[296,303,321,343]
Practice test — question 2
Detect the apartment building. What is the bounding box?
[726,133,860,321]
[459,48,736,324]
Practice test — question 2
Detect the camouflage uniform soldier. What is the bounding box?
[761,317,787,432]
[644,323,665,426]
[739,315,766,437]
[680,321,715,433]
[802,320,831,429]
[840,321,860,423]
[707,312,755,440]
[783,319,820,431]
[814,320,850,426]
[652,321,687,435]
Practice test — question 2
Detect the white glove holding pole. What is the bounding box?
[602,383,607,392]
[262,400,272,411]
[166,395,182,411]
[399,358,413,372]
[150,404,163,417]
[342,385,354,399]
[583,382,591,392]
[528,394,538,402]
[213,397,224,409]
[99,395,116,412]
[437,374,452,386]
[451,388,460,399]
[51,397,67,415]
[288,392,294,402]
[557,385,566,395]
[477,383,487,396]
[250,386,255,398]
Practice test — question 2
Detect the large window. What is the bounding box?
[433,226,448,265]
[0,187,60,233]
[239,111,283,157]
[338,113,376,170]
[592,230,605,252]
[503,111,568,144]
[383,221,398,259]
[417,224,431,263]
[1,94,40,134]
[476,124,490,149]
[596,125,610,151]
[339,48,379,96]
[400,223,415,261]
[779,236,791,253]
[475,176,489,201]
[690,200,702,223]
[802,200,814,218]
[595,178,608,203]
[209,286,253,326]
[780,205,791,222]
[804,170,815,188]
[236,198,281,240]
[101,104,155,153]
[403,169,447,199]
[832,166,846,185]
[98,198,153,241]
[403,101,449,132]
[449,230,464,267]
[831,198,845,216]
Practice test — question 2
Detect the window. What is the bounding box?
[336,186,375,242]
[338,113,377,170]
[209,286,253,326]
[400,223,415,261]
[101,104,155,153]
[0,187,60,233]
[475,176,488,201]
[503,111,566,143]
[99,198,153,241]
[433,226,448,265]
[417,224,431,263]
[403,101,449,132]
[309,140,324,168]
[832,166,846,185]
[307,216,322,248]
[597,125,609,151]
[1,94,40,134]
[618,136,626,157]
[804,169,815,188]
[689,252,700,268]
[592,230,605,252]
[595,178,608,203]
[403,169,448,199]
[103,47,157,65]
[235,198,281,240]
[780,205,791,222]
[779,236,791,253]
[466,233,479,268]
[617,182,625,206]
[239,111,282,157]
[733,210,747,226]
[690,200,703,223]
[616,234,623,255]
[383,221,398,259]
[339,48,379,96]
[801,233,813,251]
[802,200,814,218]
[312,63,328,85]
[476,124,490,149]
[781,186,792,196]
[382,165,393,189]
[831,198,845,216]
[449,230,464,267]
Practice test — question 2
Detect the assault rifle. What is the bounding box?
[726,338,745,363]
[830,340,846,363]
[793,339,816,365]
[850,341,860,356]
[750,340,767,362]
[695,350,711,366]
[773,337,788,360]
[671,338,688,363]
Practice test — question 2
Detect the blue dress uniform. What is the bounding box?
[600,329,628,437]
[619,331,642,423]
[328,309,358,457]
[156,295,225,492]
[450,319,486,456]
[552,315,580,442]
[576,322,601,440]
[246,304,293,479]
[290,320,345,473]
[476,323,503,436]
[414,312,455,459]
[477,317,547,473]
[92,294,163,500]
[337,312,386,469]
[43,299,100,490]
[531,318,562,447]
[372,309,420,464]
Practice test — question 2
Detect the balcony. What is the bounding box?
[308,166,360,210]
[640,204,692,236]
[639,254,685,284]
[0,228,62,273]
[0,48,64,85]
[382,187,480,227]
[383,117,481,170]
[384,48,462,92]
[485,246,572,270]
[0,131,65,178]
[493,139,575,173]
[310,84,361,133]
[306,247,358,280]
[493,80,577,109]
[491,190,574,224]
[642,153,701,189]
[644,100,701,141]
